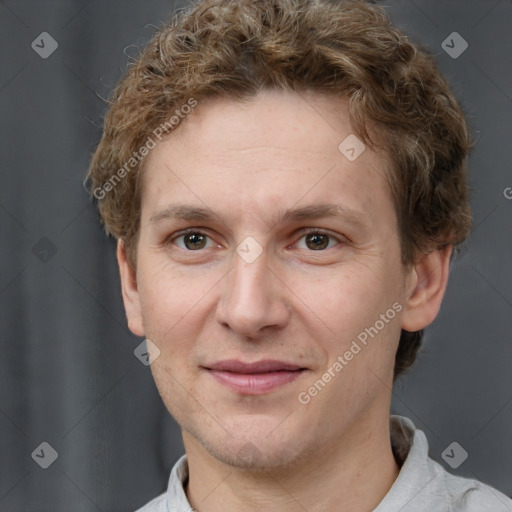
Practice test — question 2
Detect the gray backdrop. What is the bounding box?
[0,0,511,510]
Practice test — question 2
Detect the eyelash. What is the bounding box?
[168,228,345,251]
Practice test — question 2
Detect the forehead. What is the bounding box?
[139,89,394,230]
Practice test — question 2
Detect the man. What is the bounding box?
[86,0,512,510]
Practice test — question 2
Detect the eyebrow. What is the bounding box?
[149,203,370,229]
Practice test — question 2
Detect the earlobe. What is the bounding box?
[401,246,452,333]
[117,240,145,337]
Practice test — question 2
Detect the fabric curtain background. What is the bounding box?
[0,1,510,510]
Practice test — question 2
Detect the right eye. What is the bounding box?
[172,230,215,251]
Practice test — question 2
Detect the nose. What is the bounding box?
[215,247,291,338]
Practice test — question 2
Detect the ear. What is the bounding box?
[401,246,452,332]
[117,239,145,337]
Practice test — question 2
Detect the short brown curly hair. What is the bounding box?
[86,0,473,380]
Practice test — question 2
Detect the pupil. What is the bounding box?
[185,233,206,250]
[306,233,328,250]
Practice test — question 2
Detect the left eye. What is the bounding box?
[296,232,340,251]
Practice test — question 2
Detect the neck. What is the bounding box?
[183,413,400,512]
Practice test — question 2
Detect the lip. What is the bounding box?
[203,359,307,395]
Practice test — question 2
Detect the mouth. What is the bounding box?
[202,359,307,395]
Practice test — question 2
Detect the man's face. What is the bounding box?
[121,89,415,469]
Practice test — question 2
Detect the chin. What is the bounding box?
[212,440,301,471]
[187,418,306,471]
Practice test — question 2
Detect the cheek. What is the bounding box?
[137,258,197,339]
[295,260,403,382]
[295,263,395,333]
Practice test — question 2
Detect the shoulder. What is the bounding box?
[134,492,168,512]
[382,416,512,511]
[133,454,191,512]
[428,457,512,511]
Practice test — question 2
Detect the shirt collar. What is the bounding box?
[165,414,425,511]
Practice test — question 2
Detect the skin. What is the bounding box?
[117,89,452,512]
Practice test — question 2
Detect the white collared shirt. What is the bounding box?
[135,415,512,511]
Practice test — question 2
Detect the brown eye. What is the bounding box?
[305,233,330,250]
[184,232,207,250]
[182,232,208,250]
